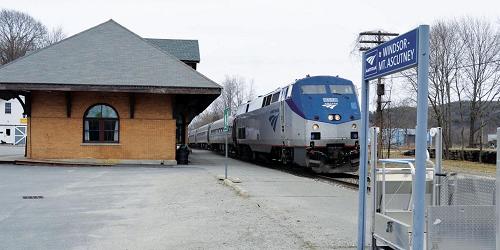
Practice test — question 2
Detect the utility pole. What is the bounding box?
[357,31,398,158]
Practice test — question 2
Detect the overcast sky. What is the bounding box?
[2,0,499,98]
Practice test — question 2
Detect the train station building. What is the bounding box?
[0,20,221,163]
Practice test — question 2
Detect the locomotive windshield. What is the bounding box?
[300,84,354,95]
[300,85,326,94]
[329,85,354,94]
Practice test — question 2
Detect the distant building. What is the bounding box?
[382,128,443,148]
[0,97,27,145]
[144,38,200,70]
[382,128,416,147]
[487,134,497,147]
[0,20,221,163]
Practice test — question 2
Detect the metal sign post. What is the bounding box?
[224,108,230,179]
[370,127,379,248]
[357,51,370,249]
[430,127,442,206]
[412,25,430,250]
[496,127,500,250]
[357,25,429,250]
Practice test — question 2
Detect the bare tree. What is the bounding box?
[401,19,463,158]
[211,75,255,116]
[459,17,500,149]
[453,72,468,159]
[427,20,463,157]
[190,75,255,128]
[41,27,66,47]
[0,9,46,64]
[0,9,66,65]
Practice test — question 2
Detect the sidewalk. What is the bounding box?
[0,145,166,166]
[0,144,25,163]
[190,149,359,249]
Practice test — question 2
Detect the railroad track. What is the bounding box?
[319,173,371,190]
[254,159,368,190]
[316,173,364,189]
[200,149,368,190]
[274,164,366,190]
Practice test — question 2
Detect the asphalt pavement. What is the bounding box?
[0,148,358,250]
[0,144,24,157]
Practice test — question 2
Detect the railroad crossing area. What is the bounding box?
[0,148,359,250]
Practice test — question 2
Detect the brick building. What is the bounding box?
[0,20,221,163]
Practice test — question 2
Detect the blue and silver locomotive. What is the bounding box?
[189,75,360,173]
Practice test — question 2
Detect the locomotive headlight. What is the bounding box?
[352,123,357,130]
[328,114,341,121]
[312,124,320,130]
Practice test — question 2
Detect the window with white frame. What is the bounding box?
[5,102,11,114]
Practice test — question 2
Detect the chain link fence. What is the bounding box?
[428,173,496,250]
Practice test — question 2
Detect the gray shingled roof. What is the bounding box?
[0,20,220,89]
[145,38,200,62]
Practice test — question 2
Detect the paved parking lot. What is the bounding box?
[0,144,24,157]
[0,149,358,250]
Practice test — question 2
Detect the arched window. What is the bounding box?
[83,104,119,143]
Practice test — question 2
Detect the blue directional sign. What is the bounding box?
[223,108,230,132]
[363,28,419,81]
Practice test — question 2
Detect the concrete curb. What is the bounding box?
[14,159,113,167]
[45,159,177,166]
[0,158,178,167]
[216,175,241,183]
[221,178,249,198]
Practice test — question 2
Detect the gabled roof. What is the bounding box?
[0,20,220,92]
[145,38,200,62]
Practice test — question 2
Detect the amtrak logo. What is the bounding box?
[365,50,378,75]
[322,97,338,110]
[366,55,376,65]
[268,114,279,132]
[322,103,337,109]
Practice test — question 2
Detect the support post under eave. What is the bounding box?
[129,93,135,119]
[19,92,32,158]
[65,92,72,118]
[15,93,31,117]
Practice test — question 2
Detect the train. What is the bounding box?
[188,75,361,173]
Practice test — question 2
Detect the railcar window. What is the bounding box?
[262,95,272,107]
[281,87,289,100]
[301,85,326,94]
[329,85,354,94]
[266,95,272,106]
[271,92,280,103]
[237,127,246,139]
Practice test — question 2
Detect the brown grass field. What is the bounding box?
[373,149,496,177]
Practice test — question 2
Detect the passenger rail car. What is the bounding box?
[208,116,233,152]
[193,124,210,149]
[188,75,360,173]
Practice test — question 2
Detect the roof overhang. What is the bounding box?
[0,83,221,95]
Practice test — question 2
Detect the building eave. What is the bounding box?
[0,83,221,95]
